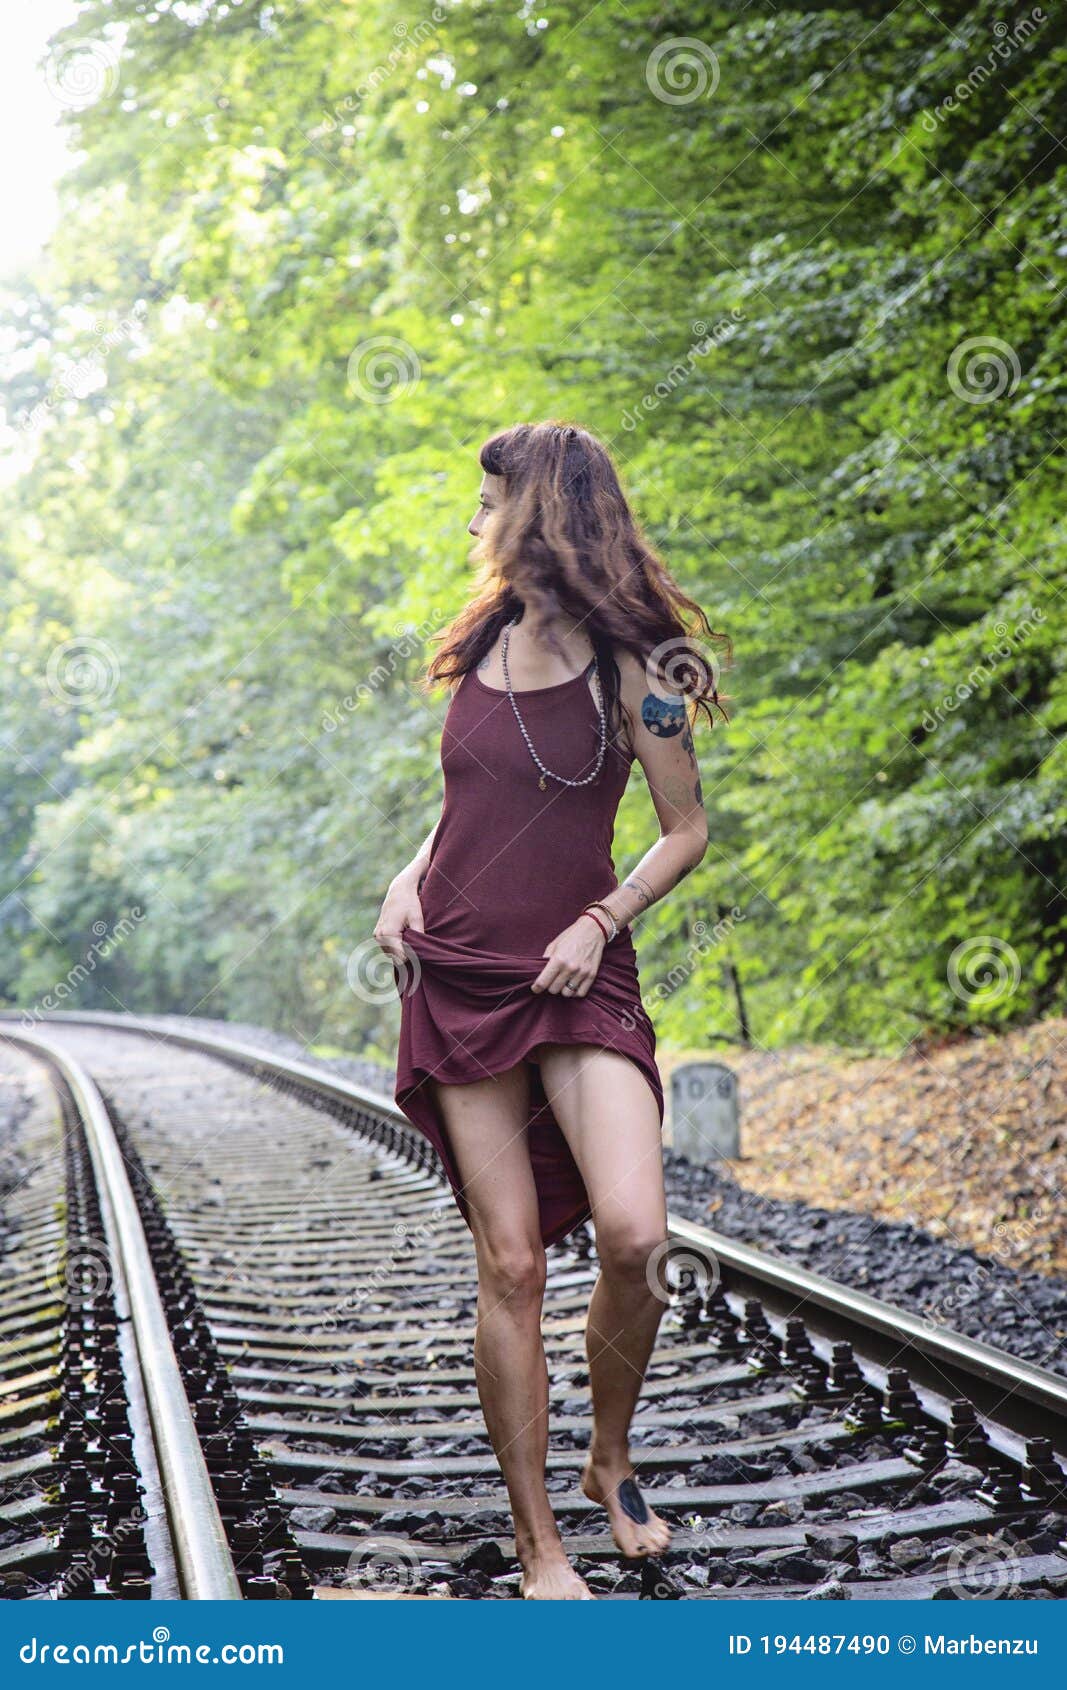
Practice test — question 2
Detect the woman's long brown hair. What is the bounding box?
[424,421,731,746]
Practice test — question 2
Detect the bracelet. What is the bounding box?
[582,901,618,942]
[579,908,611,943]
[586,901,619,940]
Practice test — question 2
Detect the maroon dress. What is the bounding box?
[393,657,664,1248]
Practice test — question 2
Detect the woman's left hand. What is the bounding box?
[531,916,606,996]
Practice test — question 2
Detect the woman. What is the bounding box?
[374,421,729,1599]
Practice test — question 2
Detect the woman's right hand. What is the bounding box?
[373,868,425,964]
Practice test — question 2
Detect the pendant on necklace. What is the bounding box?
[538,774,547,790]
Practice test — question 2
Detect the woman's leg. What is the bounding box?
[532,1043,671,1557]
[430,1063,593,1599]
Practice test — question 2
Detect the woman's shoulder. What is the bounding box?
[602,643,645,760]
[607,643,649,711]
[611,641,692,710]
[604,642,692,759]
[608,643,642,683]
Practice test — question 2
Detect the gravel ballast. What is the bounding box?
[83,1014,1067,1381]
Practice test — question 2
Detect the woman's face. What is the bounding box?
[468,471,504,538]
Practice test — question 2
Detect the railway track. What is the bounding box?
[1,1011,1066,1601]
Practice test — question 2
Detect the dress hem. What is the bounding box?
[396,1029,664,1250]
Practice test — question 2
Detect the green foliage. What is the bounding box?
[1,0,1064,1052]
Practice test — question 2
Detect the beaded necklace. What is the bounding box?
[500,616,607,791]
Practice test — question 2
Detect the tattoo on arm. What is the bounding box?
[641,692,687,738]
[623,873,656,911]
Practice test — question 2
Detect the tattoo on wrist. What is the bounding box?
[623,873,655,910]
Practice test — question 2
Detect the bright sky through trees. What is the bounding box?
[0,2,80,279]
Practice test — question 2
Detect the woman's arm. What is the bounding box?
[396,818,440,893]
[596,647,709,933]
[374,816,440,962]
[376,675,461,958]
[530,649,708,996]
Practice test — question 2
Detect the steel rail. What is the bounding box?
[12,1009,1067,1449]
[2,1028,243,1600]
[667,1215,1067,1449]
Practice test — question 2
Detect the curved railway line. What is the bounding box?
[1,1011,1065,1601]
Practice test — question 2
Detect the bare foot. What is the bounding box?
[518,1545,596,1599]
[581,1452,671,1558]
